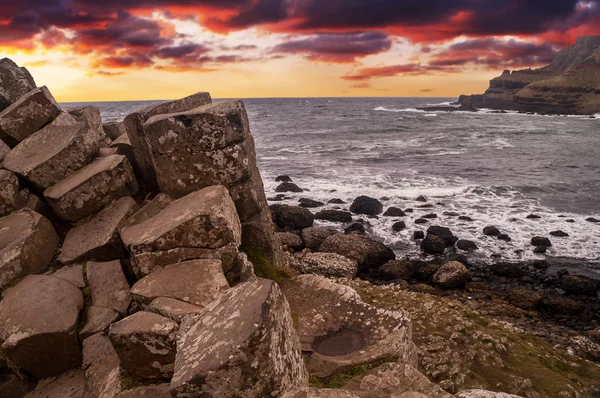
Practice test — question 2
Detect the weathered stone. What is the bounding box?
[137,92,212,121]
[350,196,383,216]
[432,261,472,288]
[79,306,120,341]
[456,390,524,398]
[44,154,139,222]
[0,86,61,147]
[67,105,107,144]
[0,169,19,216]
[109,312,178,382]
[0,209,59,289]
[315,209,353,223]
[320,233,395,272]
[103,121,127,140]
[81,333,122,398]
[0,275,83,379]
[171,278,308,397]
[25,369,85,398]
[122,112,158,191]
[87,260,131,314]
[378,258,415,281]
[283,275,414,377]
[121,185,241,254]
[0,138,9,162]
[4,112,99,190]
[116,384,172,398]
[271,204,315,230]
[420,234,446,255]
[148,297,204,323]
[302,227,337,251]
[50,264,86,288]
[292,252,358,279]
[59,196,138,264]
[280,231,304,251]
[131,259,228,307]
[121,193,172,230]
[13,188,53,218]
[0,58,36,111]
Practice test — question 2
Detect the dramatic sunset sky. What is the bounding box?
[1,1,599,101]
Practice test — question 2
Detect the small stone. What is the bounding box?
[507,289,541,310]
[483,226,500,236]
[314,209,352,223]
[432,261,472,288]
[276,182,303,192]
[561,275,599,296]
[531,236,552,247]
[422,213,438,219]
[550,230,569,237]
[67,105,107,144]
[427,225,458,247]
[526,214,541,219]
[458,216,474,222]
[421,234,445,255]
[497,233,512,242]
[345,222,366,234]
[298,198,324,208]
[383,207,406,217]
[275,175,293,182]
[415,218,429,224]
[328,198,345,204]
[586,217,600,223]
[392,221,407,232]
[456,239,478,251]
[415,195,427,202]
[413,230,425,240]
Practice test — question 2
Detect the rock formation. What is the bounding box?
[459,36,600,114]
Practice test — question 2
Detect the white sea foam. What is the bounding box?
[424,113,438,117]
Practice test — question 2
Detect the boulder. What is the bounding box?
[279,231,304,251]
[79,306,120,341]
[44,155,139,222]
[283,275,414,377]
[109,312,178,382]
[299,198,324,208]
[383,207,406,217]
[550,230,569,237]
[171,278,308,397]
[271,204,315,230]
[293,252,358,278]
[58,196,138,264]
[87,260,132,314]
[0,58,36,111]
[137,92,212,121]
[456,239,478,251]
[531,236,552,247]
[432,261,472,288]
[0,169,19,216]
[483,226,501,236]
[314,209,353,223]
[427,225,458,246]
[349,196,383,216]
[0,86,60,147]
[276,182,304,193]
[0,275,83,379]
[561,275,599,296]
[320,233,395,272]
[392,221,406,232]
[81,334,122,398]
[131,259,229,307]
[50,263,86,288]
[25,369,85,398]
[103,121,127,140]
[3,112,99,190]
[420,234,446,255]
[301,227,337,251]
[378,258,415,281]
[66,105,107,144]
[121,186,241,258]
[116,384,172,398]
[147,297,204,323]
[506,289,542,310]
[0,209,59,289]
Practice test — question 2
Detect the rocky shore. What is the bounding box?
[0,57,599,398]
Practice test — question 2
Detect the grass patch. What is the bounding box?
[242,244,293,285]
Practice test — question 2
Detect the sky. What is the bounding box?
[1,1,599,101]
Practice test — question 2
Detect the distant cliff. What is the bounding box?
[459,36,600,115]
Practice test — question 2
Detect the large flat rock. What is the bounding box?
[0,58,36,111]
[121,185,241,253]
[58,196,138,264]
[0,275,83,379]
[25,369,85,398]
[283,275,415,378]
[0,209,59,289]
[0,169,19,216]
[109,311,178,382]
[82,333,123,398]
[131,259,228,307]
[0,86,60,146]
[87,260,132,314]
[4,112,99,190]
[170,278,308,397]
[44,154,139,222]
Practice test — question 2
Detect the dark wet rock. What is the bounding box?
[483,226,501,236]
[497,233,512,242]
[276,182,304,193]
[421,234,446,255]
[458,216,474,222]
[427,226,458,247]
[328,198,345,204]
[279,231,304,251]
[456,239,478,251]
[276,175,293,182]
[550,230,569,237]
[116,384,172,398]
[531,236,552,247]
[0,58,36,111]
[404,208,414,213]
[314,209,352,223]
[534,246,548,254]
[417,204,434,208]
[542,295,583,315]
[299,198,324,208]
[432,261,472,288]
[271,204,315,230]
[422,213,438,219]
[586,217,600,223]
[0,275,83,379]
[392,221,407,232]
[507,289,542,310]
[415,218,429,224]
[87,260,132,315]
[378,258,415,281]
[292,252,358,279]
[383,207,406,217]
[345,222,366,234]
[526,214,542,219]
[561,275,600,296]
[171,278,307,397]
[413,230,425,240]
[301,227,337,251]
[416,195,428,202]
[109,312,178,382]
[443,211,460,217]
[320,233,395,272]
[533,260,550,269]
[491,262,524,278]
[565,219,576,223]
[349,195,383,216]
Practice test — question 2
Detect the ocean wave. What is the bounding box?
[373,106,421,113]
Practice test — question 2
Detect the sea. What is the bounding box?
[63,97,600,275]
